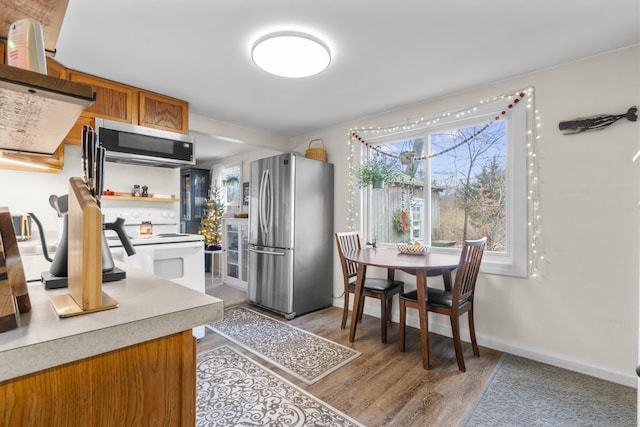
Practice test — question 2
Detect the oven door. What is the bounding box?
[152,241,204,290]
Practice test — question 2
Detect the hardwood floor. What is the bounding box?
[197,304,502,427]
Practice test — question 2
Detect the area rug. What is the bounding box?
[205,306,361,384]
[196,345,364,427]
[462,353,636,427]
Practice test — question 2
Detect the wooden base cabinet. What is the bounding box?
[0,330,196,426]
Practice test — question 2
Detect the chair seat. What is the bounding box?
[349,278,404,293]
[400,288,469,308]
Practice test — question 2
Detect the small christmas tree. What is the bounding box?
[198,185,225,249]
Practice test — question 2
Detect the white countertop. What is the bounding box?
[0,265,223,382]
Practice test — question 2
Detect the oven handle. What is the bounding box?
[248,248,285,256]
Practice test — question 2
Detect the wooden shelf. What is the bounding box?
[102,192,178,203]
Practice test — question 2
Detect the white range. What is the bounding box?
[101,206,205,339]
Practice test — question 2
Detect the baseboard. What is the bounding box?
[334,299,638,388]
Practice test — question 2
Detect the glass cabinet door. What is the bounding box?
[223,218,248,290]
[193,171,209,221]
[225,222,240,279]
[181,171,192,220]
[240,222,248,282]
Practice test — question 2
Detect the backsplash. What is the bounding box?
[0,145,180,232]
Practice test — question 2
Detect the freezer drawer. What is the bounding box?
[248,245,294,318]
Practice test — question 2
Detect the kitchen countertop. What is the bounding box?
[0,264,223,382]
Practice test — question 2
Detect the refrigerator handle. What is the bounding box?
[259,169,269,235]
[259,168,272,235]
[265,168,273,231]
[248,247,285,256]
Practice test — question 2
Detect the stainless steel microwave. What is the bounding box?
[95,118,195,168]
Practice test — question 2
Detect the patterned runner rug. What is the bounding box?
[206,306,361,384]
[462,354,636,426]
[196,345,364,427]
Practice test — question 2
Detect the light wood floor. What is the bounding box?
[197,304,502,427]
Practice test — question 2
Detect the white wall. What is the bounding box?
[289,45,640,386]
[0,145,180,234]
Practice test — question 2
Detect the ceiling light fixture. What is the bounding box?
[251,31,331,78]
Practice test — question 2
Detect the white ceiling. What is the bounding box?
[54,0,640,163]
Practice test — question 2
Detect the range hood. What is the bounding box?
[0,62,95,155]
[95,118,196,168]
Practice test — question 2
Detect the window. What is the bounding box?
[211,161,243,215]
[359,94,529,277]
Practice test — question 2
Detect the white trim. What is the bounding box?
[361,92,530,277]
[334,297,637,388]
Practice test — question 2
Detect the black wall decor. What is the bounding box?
[559,106,637,134]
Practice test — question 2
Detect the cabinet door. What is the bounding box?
[223,219,248,290]
[240,222,249,282]
[180,168,209,221]
[139,91,189,134]
[68,71,137,123]
[46,57,66,79]
[225,221,240,280]
[63,71,137,145]
[180,169,193,220]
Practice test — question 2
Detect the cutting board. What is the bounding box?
[0,207,30,332]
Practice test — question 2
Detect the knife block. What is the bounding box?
[49,177,118,317]
[0,207,31,332]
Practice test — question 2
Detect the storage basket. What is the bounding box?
[397,243,429,255]
[305,138,327,162]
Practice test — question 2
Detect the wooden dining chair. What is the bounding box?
[399,237,487,371]
[335,231,404,344]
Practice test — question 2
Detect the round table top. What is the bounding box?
[343,247,459,271]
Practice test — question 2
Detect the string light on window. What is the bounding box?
[346,131,357,230]
[346,87,545,278]
[525,88,545,278]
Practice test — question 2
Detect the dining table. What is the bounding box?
[343,247,460,369]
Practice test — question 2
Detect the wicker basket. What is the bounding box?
[397,243,429,255]
[305,138,327,162]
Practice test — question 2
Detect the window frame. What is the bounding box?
[361,101,529,277]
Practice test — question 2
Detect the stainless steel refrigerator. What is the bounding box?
[248,152,334,319]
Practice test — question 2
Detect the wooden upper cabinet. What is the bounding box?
[68,71,137,123]
[63,71,138,145]
[139,91,189,134]
[46,56,66,79]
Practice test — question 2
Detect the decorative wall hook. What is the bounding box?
[559,106,637,134]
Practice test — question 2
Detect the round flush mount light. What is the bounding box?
[251,31,331,78]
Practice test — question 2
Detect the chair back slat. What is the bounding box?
[452,237,487,304]
[335,231,363,284]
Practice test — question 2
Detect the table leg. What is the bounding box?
[349,263,366,342]
[416,269,430,369]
